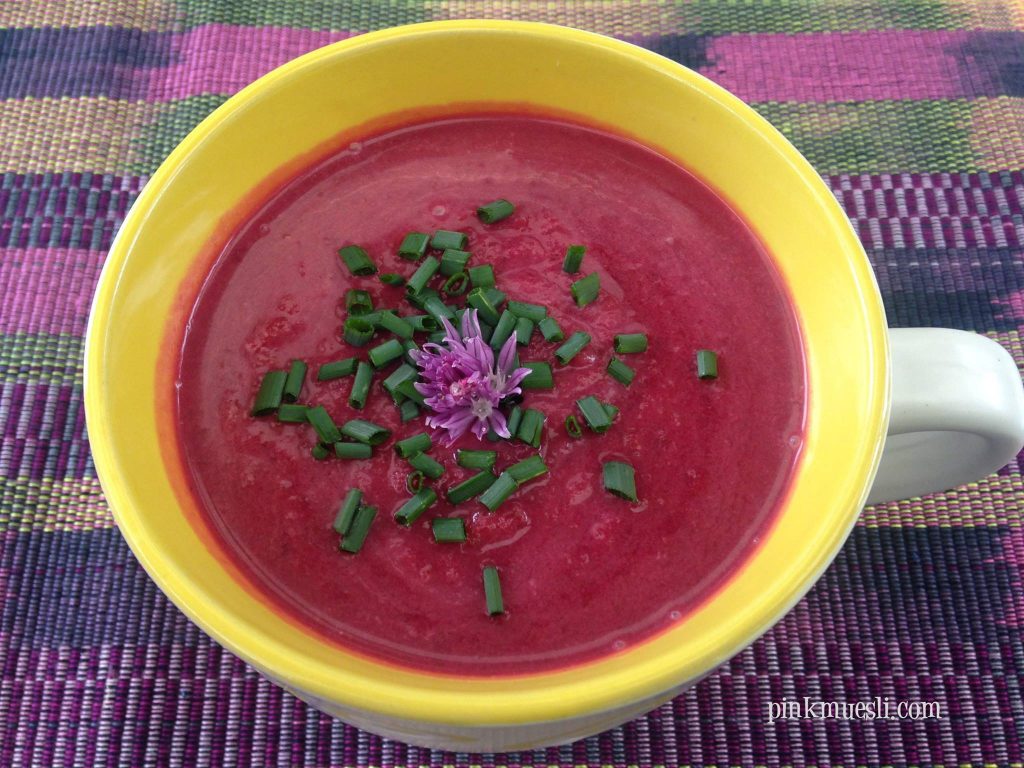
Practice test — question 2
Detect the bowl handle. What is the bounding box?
[867,328,1024,505]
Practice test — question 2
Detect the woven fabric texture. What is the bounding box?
[2,1,1023,766]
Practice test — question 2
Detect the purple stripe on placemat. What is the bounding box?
[0,382,89,482]
[0,248,105,336]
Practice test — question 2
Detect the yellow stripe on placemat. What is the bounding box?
[0,476,113,533]
[423,0,685,35]
[0,0,179,30]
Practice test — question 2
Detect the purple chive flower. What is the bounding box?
[410,309,531,444]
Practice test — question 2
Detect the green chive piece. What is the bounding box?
[251,370,287,415]
[368,338,404,368]
[571,272,601,307]
[374,311,414,340]
[507,454,549,484]
[405,315,439,334]
[398,232,430,260]
[538,316,564,342]
[349,362,373,409]
[333,489,362,534]
[577,396,612,433]
[607,356,636,387]
[406,471,425,494]
[456,449,497,471]
[335,441,373,460]
[562,244,585,273]
[401,339,419,366]
[483,565,504,615]
[422,295,456,323]
[489,310,517,352]
[276,403,309,423]
[507,301,547,322]
[507,405,523,436]
[565,414,583,439]
[395,432,432,458]
[514,317,534,346]
[407,451,444,479]
[379,272,406,287]
[394,488,437,526]
[396,379,426,406]
[521,362,553,390]
[516,409,545,448]
[345,289,374,316]
[432,517,467,543]
[430,230,468,251]
[476,199,515,223]
[311,443,331,461]
[603,461,638,502]
[399,400,420,422]
[441,272,469,296]
[440,248,471,277]
[340,419,392,446]
[281,360,307,403]
[405,286,440,310]
[604,402,620,421]
[479,472,518,512]
[306,405,342,444]
[317,357,358,381]
[338,245,377,276]
[555,331,591,365]
[614,333,648,354]
[483,287,507,308]
[340,505,377,553]
[479,321,494,344]
[466,287,500,325]
[468,264,495,288]
[406,255,440,296]
[697,349,719,379]
[343,317,375,347]
[446,471,497,504]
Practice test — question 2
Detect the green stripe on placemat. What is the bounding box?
[0,334,84,385]
[175,0,428,28]
[0,476,112,533]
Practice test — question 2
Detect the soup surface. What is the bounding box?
[176,115,805,675]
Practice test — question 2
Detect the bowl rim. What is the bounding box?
[85,19,889,726]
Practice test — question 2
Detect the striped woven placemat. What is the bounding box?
[2,1,1022,765]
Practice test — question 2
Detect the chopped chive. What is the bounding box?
[407,451,444,479]
[507,301,547,322]
[405,286,440,310]
[406,255,440,296]
[317,357,358,380]
[446,471,497,504]
[456,449,497,471]
[521,362,553,390]
[466,287,500,325]
[486,428,501,443]
[338,245,377,276]
[340,419,392,446]
[401,339,419,366]
[468,264,495,288]
[399,399,420,422]
[368,338,405,368]
[333,489,362,535]
[603,402,620,421]
[251,370,287,415]
[576,396,612,433]
[479,472,518,512]
[441,272,469,296]
[514,317,534,345]
[360,310,382,326]
[506,405,523,436]
[406,470,425,494]
[405,314,439,334]
[562,244,586,273]
[375,311,415,340]
[395,432,432,458]
[396,379,426,406]
[281,360,307,403]
[432,517,467,543]
[276,403,309,423]
[507,454,549,484]
[489,310,517,352]
[335,441,373,460]
[554,331,591,365]
[340,505,377,553]
[479,321,494,344]
[440,248,471,277]
[398,232,430,260]
[614,333,648,354]
[349,362,373,409]
[394,488,437,526]
[564,414,583,439]
[603,461,638,502]
[430,230,468,251]
[516,409,545,448]
[607,357,636,387]
[571,272,601,307]
[482,566,504,615]
[306,405,342,443]
[311,443,331,461]
[476,199,515,223]
[538,316,564,342]
[483,287,507,308]
[697,349,719,379]
[379,272,406,287]
[343,316,375,347]
[422,295,456,324]
[345,289,373,316]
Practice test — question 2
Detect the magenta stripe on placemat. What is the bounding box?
[147,25,357,101]
[0,249,105,336]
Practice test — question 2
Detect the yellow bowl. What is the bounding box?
[85,21,888,751]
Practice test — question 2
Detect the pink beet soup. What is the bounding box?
[175,115,806,676]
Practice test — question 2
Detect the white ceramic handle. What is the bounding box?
[867,328,1024,504]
